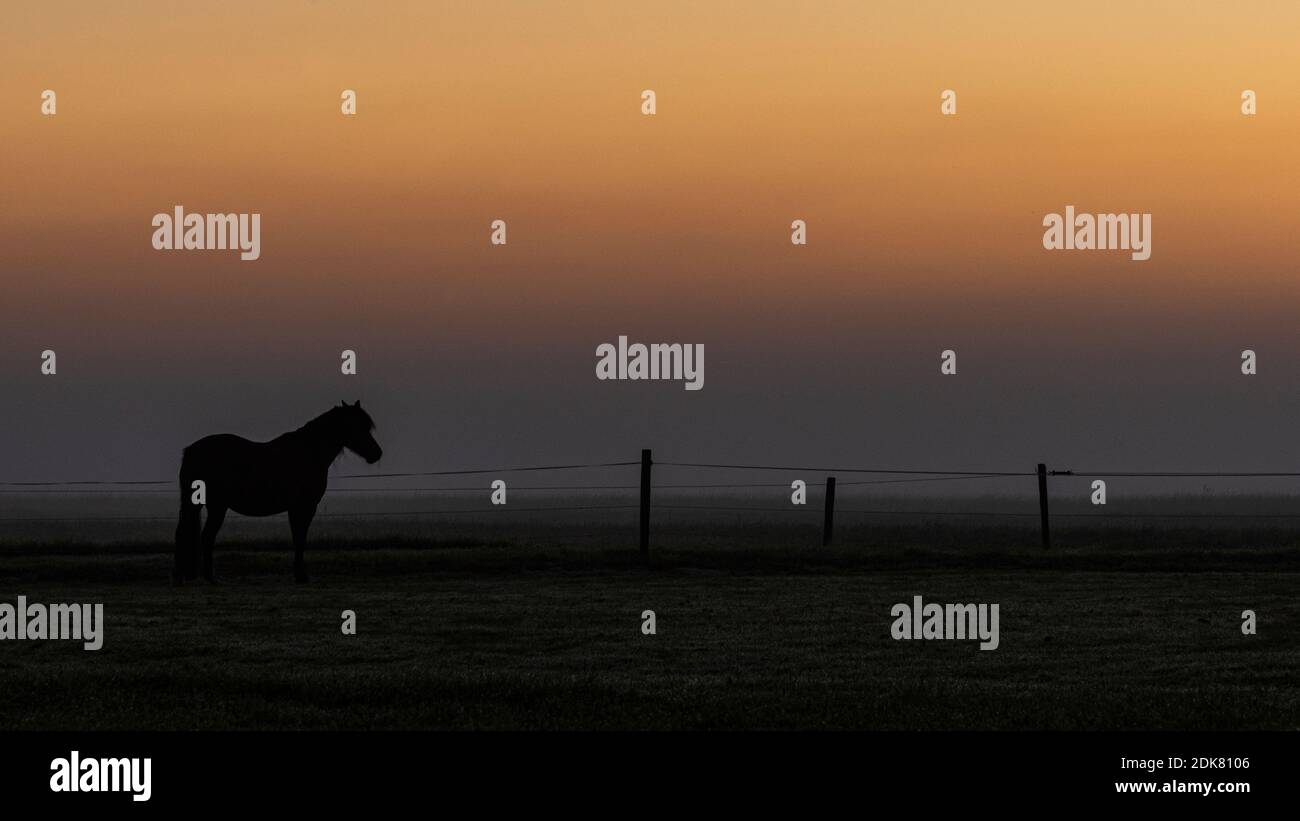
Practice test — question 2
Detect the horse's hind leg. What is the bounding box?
[200,504,227,583]
[289,505,315,583]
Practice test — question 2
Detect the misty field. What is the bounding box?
[2,494,1299,730]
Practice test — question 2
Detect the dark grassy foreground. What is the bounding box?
[2,529,1298,730]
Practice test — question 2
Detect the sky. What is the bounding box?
[1,1,1299,489]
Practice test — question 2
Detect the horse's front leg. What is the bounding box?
[288,505,316,583]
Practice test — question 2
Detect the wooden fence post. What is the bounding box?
[639,449,652,559]
[1036,463,1050,550]
[822,476,836,546]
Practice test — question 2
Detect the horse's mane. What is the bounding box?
[298,404,376,440]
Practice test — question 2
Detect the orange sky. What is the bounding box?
[4,2,1297,314]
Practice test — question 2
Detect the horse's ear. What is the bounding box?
[355,400,362,408]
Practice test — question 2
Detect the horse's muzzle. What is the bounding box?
[366,448,383,465]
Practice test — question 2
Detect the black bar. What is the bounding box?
[1,730,1284,809]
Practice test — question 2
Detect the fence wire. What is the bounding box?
[2,457,1299,526]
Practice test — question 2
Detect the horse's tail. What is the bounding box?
[174,447,200,583]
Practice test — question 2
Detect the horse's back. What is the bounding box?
[182,433,262,469]
[185,432,255,452]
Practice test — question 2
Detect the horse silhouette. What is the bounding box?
[174,402,382,583]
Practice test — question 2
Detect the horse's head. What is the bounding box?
[337,400,383,464]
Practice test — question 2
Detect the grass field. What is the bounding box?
[2,495,1299,730]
